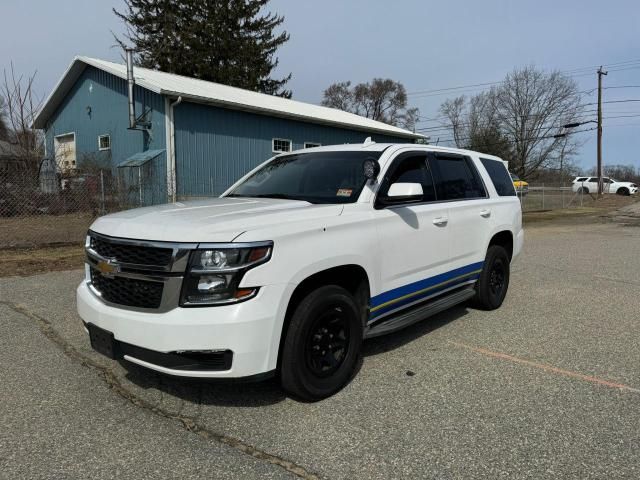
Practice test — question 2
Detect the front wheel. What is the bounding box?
[473,245,510,310]
[617,188,630,196]
[280,285,363,401]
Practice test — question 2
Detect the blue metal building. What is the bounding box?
[33,57,422,204]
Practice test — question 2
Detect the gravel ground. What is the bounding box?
[1,205,639,479]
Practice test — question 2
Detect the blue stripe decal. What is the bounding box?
[369,262,484,319]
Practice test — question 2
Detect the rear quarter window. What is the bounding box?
[480,158,516,197]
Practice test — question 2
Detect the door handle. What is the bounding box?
[480,209,491,218]
[432,216,448,226]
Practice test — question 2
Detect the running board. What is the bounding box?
[363,287,476,339]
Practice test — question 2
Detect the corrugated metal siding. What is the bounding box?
[44,66,167,204]
[174,101,411,197]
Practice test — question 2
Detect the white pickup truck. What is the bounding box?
[78,142,523,400]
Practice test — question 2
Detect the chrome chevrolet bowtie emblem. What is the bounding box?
[96,259,120,278]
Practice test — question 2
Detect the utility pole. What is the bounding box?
[596,66,608,195]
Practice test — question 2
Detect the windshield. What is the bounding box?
[227,151,382,204]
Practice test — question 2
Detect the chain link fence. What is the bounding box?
[517,183,599,212]
[0,169,613,249]
[0,168,169,248]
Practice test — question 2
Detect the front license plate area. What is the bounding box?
[88,323,116,359]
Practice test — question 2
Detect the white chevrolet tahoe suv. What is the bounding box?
[78,143,523,400]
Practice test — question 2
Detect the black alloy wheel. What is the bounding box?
[473,245,510,310]
[305,306,350,378]
[280,285,363,401]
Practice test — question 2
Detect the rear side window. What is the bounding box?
[429,155,486,200]
[480,158,516,196]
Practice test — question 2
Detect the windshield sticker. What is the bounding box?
[336,188,353,197]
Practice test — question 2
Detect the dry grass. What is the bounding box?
[0,213,94,248]
[0,245,85,277]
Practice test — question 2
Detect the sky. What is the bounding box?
[1,0,639,174]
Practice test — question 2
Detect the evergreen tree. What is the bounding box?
[114,0,292,97]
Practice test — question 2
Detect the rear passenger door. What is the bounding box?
[428,152,491,271]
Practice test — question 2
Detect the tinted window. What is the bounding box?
[576,177,588,182]
[228,151,380,204]
[430,155,486,200]
[380,155,436,203]
[480,158,516,196]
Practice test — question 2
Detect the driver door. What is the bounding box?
[371,152,450,322]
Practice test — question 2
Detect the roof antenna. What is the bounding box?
[363,137,375,146]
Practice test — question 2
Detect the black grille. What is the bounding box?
[90,267,164,309]
[90,234,173,267]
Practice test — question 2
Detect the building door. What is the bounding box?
[54,133,76,173]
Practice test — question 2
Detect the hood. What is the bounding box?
[90,197,344,242]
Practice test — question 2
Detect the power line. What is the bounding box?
[428,127,598,149]
[407,59,640,98]
[584,99,640,106]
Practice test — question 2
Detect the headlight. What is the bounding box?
[180,242,273,306]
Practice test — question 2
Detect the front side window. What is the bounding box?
[227,151,381,204]
[304,142,321,148]
[429,155,486,200]
[272,138,292,153]
[378,154,436,204]
[481,158,516,196]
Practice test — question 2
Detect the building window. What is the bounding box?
[272,138,292,153]
[54,132,76,173]
[98,134,111,151]
[304,142,321,148]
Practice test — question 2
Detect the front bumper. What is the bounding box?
[77,281,292,378]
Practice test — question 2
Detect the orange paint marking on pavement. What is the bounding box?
[450,341,640,394]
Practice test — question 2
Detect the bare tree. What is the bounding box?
[439,96,465,147]
[1,63,44,175]
[322,78,419,130]
[0,95,10,141]
[494,67,583,177]
[438,66,583,177]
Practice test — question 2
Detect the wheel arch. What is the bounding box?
[275,264,371,370]
[487,230,514,261]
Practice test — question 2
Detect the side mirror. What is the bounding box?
[387,182,423,201]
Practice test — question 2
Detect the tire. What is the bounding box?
[617,188,630,196]
[578,187,589,194]
[473,245,510,310]
[280,285,363,401]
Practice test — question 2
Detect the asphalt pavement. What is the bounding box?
[1,208,639,479]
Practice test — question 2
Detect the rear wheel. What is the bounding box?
[473,245,510,310]
[280,285,362,401]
